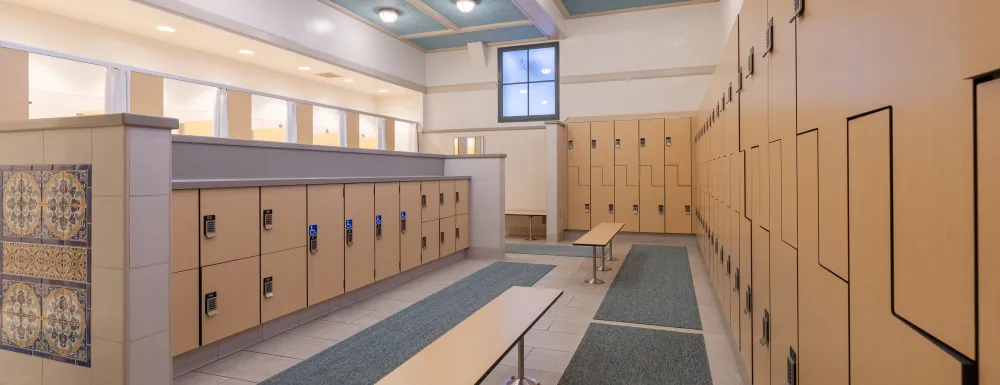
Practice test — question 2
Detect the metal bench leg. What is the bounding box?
[585,247,605,284]
[503,338,539,385]
[596,246,611,272]
[525,216,536,241]
[606,239,619,261]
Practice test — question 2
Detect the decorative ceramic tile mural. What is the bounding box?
[0,165,91,367]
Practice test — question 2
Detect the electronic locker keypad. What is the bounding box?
[400,211,407,233]
[263,209,274,230]
[263,277,274,298]
[375,215,383,239]
[345,219,354,246]
[308,224,318,254]
[203,215,217,238]
[205,292,218,317]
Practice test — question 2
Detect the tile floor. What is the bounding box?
[174,234,748,385]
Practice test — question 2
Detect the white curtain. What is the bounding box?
[377,117,386,150]
[214,88,228,138]
[104,66,130,114]
[338,110,348,147]
[286,101,297,143]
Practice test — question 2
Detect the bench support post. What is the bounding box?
[585,246,606,284]
[606,239,619,261]
[597,245,612,272]
[503,338,539,385]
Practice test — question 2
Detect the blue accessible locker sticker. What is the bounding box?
[400,211,406,220]
[376,215,382,225]
[345,219,353,230]
[308,224,318,236]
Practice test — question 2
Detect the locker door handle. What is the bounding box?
[640,137,646,147]
[591,139,596,148]
[658,205,664,214]
[568,140,574,149]
[632,204,638,214]
[744,286,752,314]
[346,228,353,246]
[262,277,274,298]
[439,193,445,205]
[759,310,771,346]
[422,236,427,249]
[665,137,672,146]
[203,215,217,238]
[401,218,407,234]
[733,268,740,292]
[440,232,445,244]
[609,204,614,213]
[376,223,382,239]
[726,256,731,276]
[685,205,691,215]
[455,191,460,202]
[584,204,591,213]
[615,138,621,148]
[422,195,427,207]
[455,227,460,239]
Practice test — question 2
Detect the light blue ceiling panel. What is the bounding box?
[328,0,448,35]
[421,0,528,28]
[560,0,690,15]
[410,25,545,51]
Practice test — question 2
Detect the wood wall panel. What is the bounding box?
[129,72,164,117]
[818,126,849,280]
[346,112,360,148]
[226,90,252,140]
[0,47,28,122]
[979,79,1000,385]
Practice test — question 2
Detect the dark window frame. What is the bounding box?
[497,42,560,123]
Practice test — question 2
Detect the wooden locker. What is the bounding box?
[590,121,615,169]
[980,79,1000,385]
[738,216,753,378]
[639,166,665,233]
[455,179,469,215]
[770,241,798,385]
[567,167,591,230]
[639,119,665,186]
[346,112,360,148]
[568,122,591,181]
[749,147,758,221]
[768,141,782,238]
[456,214,469,251]
[260,247,307,323]
[439,180,456,218]
[129,72,164,117]
[0,47,28,121]
[421,181,440,221]
[345,183,375,292]
[614,120,640,186]
[261,186,307,255]
[171,189,199,273]
[781,140,797,247]
[439,216,456,257]
[818,123,849,281]
[729,209,741,339]
[590,166,615,227]
[758,142,770,230]
[422,220,440,263]
[751,225,771,385]
[306,184,345,306]
[375,183,401,281]
[170,269,198,356]
[399,182,424,272]
[201,256,260,345]
[614,165,639,232]
[200,187,260,267]
[226,90,252,140]
[718,198,731,316]
[665,166,692,234]
[665,118,692,185]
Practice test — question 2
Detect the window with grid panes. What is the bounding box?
[498,42,559,123]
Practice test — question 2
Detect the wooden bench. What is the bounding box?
[506,210,547,240]
[376,286,563,385]
[573,222,625,285]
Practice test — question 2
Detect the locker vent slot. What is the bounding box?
[788,348,798,385]
[568,140,574,149]
[205,292,218,317]
[665,137,672,146]
[760,309,771,346]
[263,277,274,298]
[263,209,274,230]
[203,215,217,238]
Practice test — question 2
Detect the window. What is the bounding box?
[498,42,558,123]
[251,94,288,142]
[163,78,217,137]
[28,54,106,119]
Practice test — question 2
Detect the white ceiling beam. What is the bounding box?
[512,0,565,39]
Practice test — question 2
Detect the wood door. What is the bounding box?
[171,269,199,356]
[439,180,456,218]
[639,165,665,233]
[456,214,470,251]
[261,186,307,254]
[201,256,260,345]
[345,183,375,292]
[375,183,401,281]
[306,184,345,306]
[171,189,199,273]
[200,187,260,267]
[614,165,639,232]
[455,179,469,215]
[421,181,440,221]
[260,247,307,323]
[439,216,456,257]
[399,182,424,271]
[422,220,440,263]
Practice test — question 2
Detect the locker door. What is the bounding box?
[260,247,307,323]
[752,225,771,385]
[421,181,440,221]
[639,119,666,185]
[261,186,307,255]
[201,256,260,345]
[439,180,456,218]
[345,183,375,292]
[456,214,470,251]
[568,122,591,180]
[639,166,665,233]
[590,166,615,227]
[439,216,456,257]
[171,189,199,273]
[422,220,441,263]
[738,216,753,378]
[666,166,693,234]
[567,166,591,230]
[729,209,741,339]
[980,79,1000,385]
[614,120,640,186]
[455,179,469,215]
[399,182,424,272]
[665,118,692,185]
[590,121,614,170]
[614,165,639,232]
[200,187,260,267]
[375,183,401,281]
[306,184,345,306]
[171,269,198,356]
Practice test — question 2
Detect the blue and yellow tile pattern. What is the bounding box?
[0,165,91,367]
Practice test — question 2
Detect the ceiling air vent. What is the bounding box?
[315,72,341,79]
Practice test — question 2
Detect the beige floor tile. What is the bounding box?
[320,308,372,323]
[220,380,257,385]
[391,280,449,294]
[348,298,413,313]
[196,351,300,382]
[483,365,563,384]
[287,320,366,340]
[499,346,533,367]
[558,283,610,298]
[524,329,584,352]
[352,311,393,326]
[245,333,333,359]
[532,316,555,330]
[566,294,603,309]
[376,288,433,302]
[501,254,556,264]
[525,348,573,373]
[173,372,229,385]
[554,294,573,306]
[544,304,598,320]
[547,318,591,335]
[282,338,339,360]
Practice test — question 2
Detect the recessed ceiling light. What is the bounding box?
[378,89,389,93]
[378,8,399,23]
[238,49,254,55]
[156,26,175,33]
[519,89,527,94]
[298,66,311,71]
[343,78,355,83]
[456,0,476,12]
[541,100,549,105]
[540,68,552,75]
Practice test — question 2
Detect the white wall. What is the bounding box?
[165,0,426,87]
[0,1,379,116]
[376,94,424,125]
[28,54,106,119]
[721,0,743,37]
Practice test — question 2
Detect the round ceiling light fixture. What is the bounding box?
[456,0,476,13]
[378,8,399,23]
[540,68,552,75]
[155,26,175,33]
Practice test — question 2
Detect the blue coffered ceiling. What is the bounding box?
[420,0,528,28]
[558,0,697,16]
[329,0,449,35]
[410,25,544,51]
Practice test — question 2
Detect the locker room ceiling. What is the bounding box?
[3,0,420,96]
[553,0,717,18]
